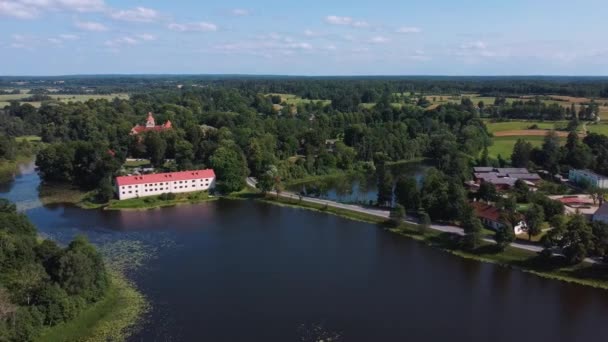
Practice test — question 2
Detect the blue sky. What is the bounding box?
[1,0,607,75]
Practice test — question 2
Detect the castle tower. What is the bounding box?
[146,112,155,128]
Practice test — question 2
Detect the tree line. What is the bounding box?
[0,199,109,341]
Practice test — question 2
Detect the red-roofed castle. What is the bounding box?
[130,112,172,135]
[115,169,215,200]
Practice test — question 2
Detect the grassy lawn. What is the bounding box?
[15,135,42,142]
[106,191,216,210]
[488,136,544,159]
[124,159,151,168]
[267,93,330,106]
[488,135,565,159]
[35,271,147,342]
[485,120,565,133]
[0,93,129,108]
[586,123,608,135]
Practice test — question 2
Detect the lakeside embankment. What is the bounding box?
[35,271,148,342]
[250,180,608,290]
[39,183,217,211]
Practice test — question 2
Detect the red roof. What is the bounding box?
[471,201,501,222]
[558,196,594,205]
[130,125,171,134]
[116,169,215,187]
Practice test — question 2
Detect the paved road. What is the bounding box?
[246,178,600,264]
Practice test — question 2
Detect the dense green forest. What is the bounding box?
[4,75,608,97]
[0,199,108,341]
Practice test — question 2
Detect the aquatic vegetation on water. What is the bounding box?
[101,240,160,274]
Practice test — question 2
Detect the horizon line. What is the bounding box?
[3,73,608,78]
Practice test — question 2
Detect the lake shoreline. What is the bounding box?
[34,270,148,342]
[38,183,218,211]
[31,177,608,291]
[260,194,608,291]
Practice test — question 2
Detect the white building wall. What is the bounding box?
[569,170,608,189]
[480,217,526,235]
[117,177,216,200]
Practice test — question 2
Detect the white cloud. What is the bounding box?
[286,42,312,50]
[304,29,315,37]
[59,34,79,40]
[110,6,159,22]
[451,40,505,59]
[325,15,369,28]
[0,0,105,19]
[0,1,38,18]
[369,36,390,44]
[75,20,108,31]
[47,37,62,44]
[460,41,487,50]
[168,22,217,32]
[211,33,315,58]
[137,33,156,41]
[396,26,422,34]
[104,36,138,47]
[352,47,369,53]
[230,8,249,16]
[12,34,26,42]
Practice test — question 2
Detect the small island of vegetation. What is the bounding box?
[0,199,146,341]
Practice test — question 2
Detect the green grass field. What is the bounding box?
[106,191,216,210]
[15,135,42,142]
[268,93,330,106]
[0,93,129,108]
[488,136,565,159]
[586,123,608,135]
[484,120,566,133]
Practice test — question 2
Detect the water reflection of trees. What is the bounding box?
[291,163,427,205]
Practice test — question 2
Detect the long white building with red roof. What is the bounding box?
[115,169,216,200]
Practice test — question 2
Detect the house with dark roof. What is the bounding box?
[593,203,608,224]
[471,201,527,235]
[472,167,542,190]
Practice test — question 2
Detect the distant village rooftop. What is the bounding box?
[472,167,541,190]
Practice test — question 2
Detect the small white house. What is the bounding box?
[115,169,216,200]
[471,201,527,235]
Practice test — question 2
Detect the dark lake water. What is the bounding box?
[287,162,426,204]
[2,162,608,342]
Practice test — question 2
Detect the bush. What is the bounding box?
[159,193,176,201]
[528,124,539,129]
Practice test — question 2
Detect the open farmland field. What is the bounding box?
[423,93,608,118]
[484,120,566,133]
[493,129,571,138]
[488,136,565,159]
[268,93,331,106]
[360,102,405,109]
[0,93,129,108]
